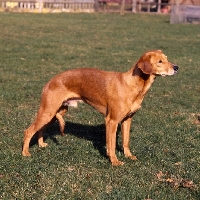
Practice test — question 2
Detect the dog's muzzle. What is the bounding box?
[173,65,179,73]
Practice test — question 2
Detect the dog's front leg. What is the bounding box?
[105,118,124,166]
[121,118,137,161]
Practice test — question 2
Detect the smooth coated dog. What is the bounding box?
[22,50,178,166]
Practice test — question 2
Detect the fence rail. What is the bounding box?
[1,0,197,14]
[97,0,172,13]
[0,0,95,12]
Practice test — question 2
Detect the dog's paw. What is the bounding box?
[111,160,124,166]
[128,155,137,160]
[22,151,31,156]
[39,142,48,148]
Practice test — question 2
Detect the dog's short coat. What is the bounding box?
[22,50,178,166]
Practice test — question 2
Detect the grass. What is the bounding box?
[0,12,200,199]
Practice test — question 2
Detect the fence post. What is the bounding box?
[157,0,161,13]
[175,0,179,14]
[94,0,98,11]
[120,0,125,15]
[132,0,136,13]
[147,0,150,12]
[138,0,141,12]
[39,0,43,13]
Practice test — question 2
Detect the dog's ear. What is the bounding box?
[137,60,152,74]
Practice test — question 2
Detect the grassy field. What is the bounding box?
[0,12,200,199]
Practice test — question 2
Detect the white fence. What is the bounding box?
[0,0,95,12]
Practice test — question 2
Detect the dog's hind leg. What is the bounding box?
[22,110,56,156]
[56,106,68,136]
[38,125,48,147]
[22,91,66,156]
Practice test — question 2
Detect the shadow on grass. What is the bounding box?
[30,121,122,159]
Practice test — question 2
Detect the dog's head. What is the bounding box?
[137,50,178,76]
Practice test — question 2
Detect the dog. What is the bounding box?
[22,50,178,166]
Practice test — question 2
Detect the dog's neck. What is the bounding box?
[120,64,157,117]
[132,65,150,80]
[125,64,156,96]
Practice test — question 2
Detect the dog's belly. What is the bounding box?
[85,99,107,115]
[62,97,107,116]
[62,99,83,107]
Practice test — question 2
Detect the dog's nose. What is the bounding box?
[173,65,179,72]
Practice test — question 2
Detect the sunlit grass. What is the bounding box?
[0,13,199,199]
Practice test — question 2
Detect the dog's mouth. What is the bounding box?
[160,71,177,76]
[173,70,178,74]
[159,71,174,76]
[160,65,179,77]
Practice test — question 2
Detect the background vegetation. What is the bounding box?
[0,13,199,199]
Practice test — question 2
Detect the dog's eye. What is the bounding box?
[158,60,162,63]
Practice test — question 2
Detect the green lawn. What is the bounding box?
[0,13,199,199]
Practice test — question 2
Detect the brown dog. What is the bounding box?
[22,50,178,166]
